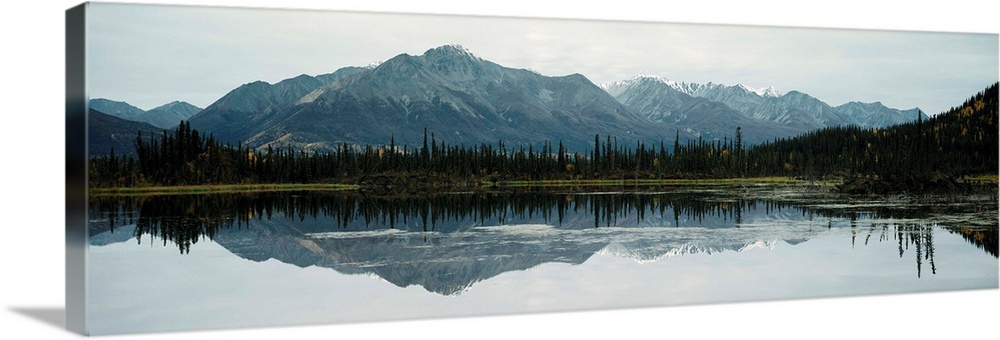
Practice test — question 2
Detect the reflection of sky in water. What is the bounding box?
[87,223,997,335]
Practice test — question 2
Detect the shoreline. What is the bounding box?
[89,183,360,196]
[89,178,811,196]
[88,177,824,197]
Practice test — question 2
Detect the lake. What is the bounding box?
[86,186,998,335]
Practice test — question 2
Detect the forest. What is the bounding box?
[88,83,998,191]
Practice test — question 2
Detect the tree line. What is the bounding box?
[745,83,997,180]
[88,83,997,188]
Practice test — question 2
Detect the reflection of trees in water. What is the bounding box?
[91,192,794,248]
[948,226,998,258]
[88,191,998,264]
[89,196,139,234]
[853,223,937,278]
[851,220,999,278]
[90,195,242,254]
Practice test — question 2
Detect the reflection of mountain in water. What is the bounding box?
[210,215,830,295]
[88,190,998,295]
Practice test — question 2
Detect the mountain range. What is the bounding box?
[89,44,927,155]
[188,45,660,153]
[601,75,928,140]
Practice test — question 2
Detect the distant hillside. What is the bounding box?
[833,101,928,128]
[89,98,145,120]
[88,109,163,156]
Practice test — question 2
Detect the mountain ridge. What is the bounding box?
[141,100,202,128]
[88,98,202,129]
[103,45,932,155]
[601,75,926,138]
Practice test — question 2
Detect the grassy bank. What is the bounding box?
[90,183,359,196]
[963,174,999,184]
[494,177,812,188]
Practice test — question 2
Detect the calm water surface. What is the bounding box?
[86,186,998,335]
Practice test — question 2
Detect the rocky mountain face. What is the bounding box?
[186,67,369,146]
[601,76,802,143]
[190,45,666,153]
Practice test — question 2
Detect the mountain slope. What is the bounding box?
[88,109,164,156]
[88,98,145,120]
[140,101,202,129]
[834,101,928,128]
[187,75,325,144]
[188,67,368,144]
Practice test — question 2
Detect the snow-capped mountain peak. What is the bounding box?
[601,75,782,100]
[423,44,483,62]
[736,83,780,98]
[599,74,705,97]
[757,85,780,97]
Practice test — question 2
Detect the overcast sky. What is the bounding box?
[86,2,997,116]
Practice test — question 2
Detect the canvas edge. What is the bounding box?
[66,2,89,336]
[56,2,999,337]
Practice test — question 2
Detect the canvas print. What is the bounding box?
[67,2,999,336]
